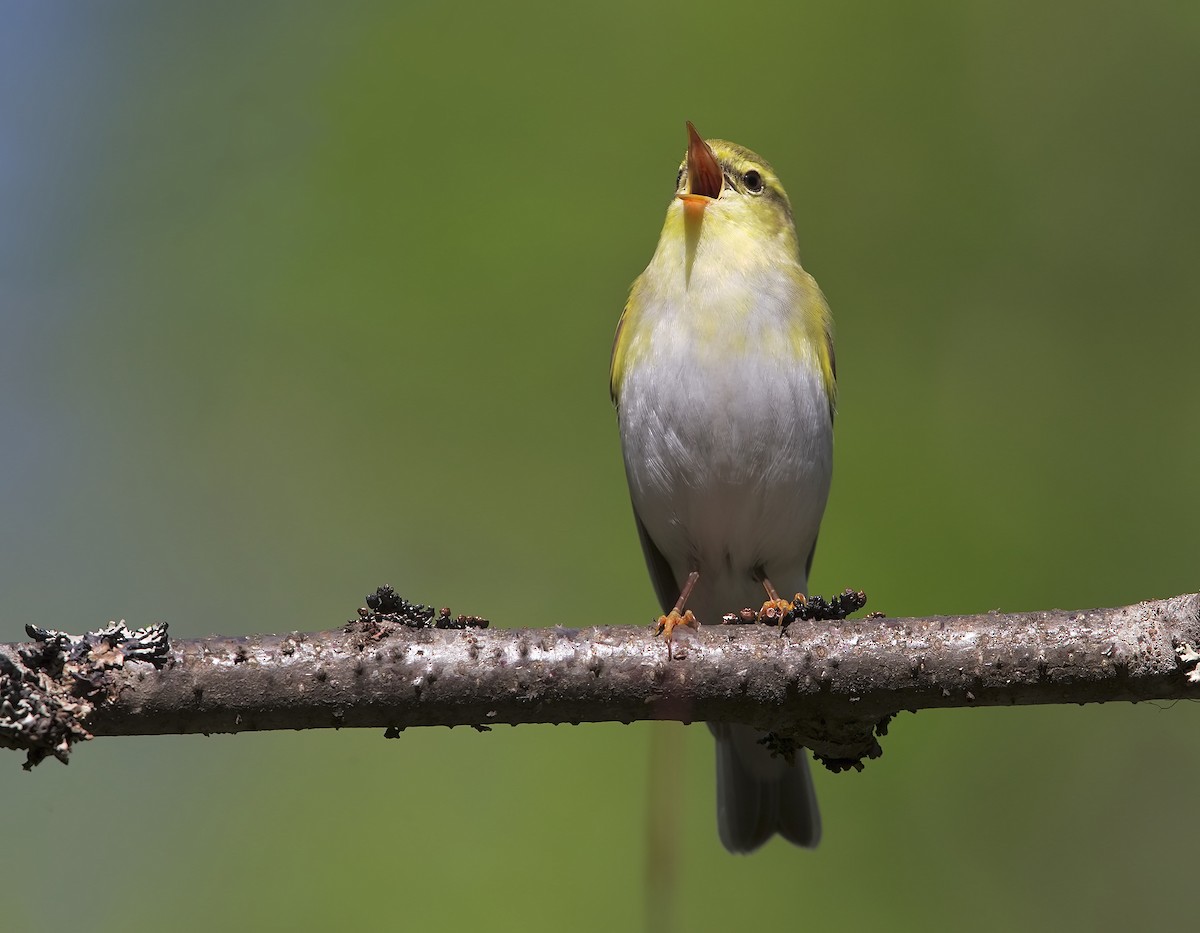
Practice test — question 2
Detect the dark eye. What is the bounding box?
[743,170,764,194]
[676,166,685,189]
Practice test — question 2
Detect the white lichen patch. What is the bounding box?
[1175,642,1200,683]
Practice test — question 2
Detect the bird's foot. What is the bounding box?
[654,609,697,657]
[654,609,697,639]
[756,598,795,626]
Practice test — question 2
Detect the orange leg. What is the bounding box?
[755,575,799,624]
[654,570,700,656]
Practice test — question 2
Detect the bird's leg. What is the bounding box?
[654,570,700,655]
[755,573,797,624]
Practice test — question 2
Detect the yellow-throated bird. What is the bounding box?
[610,123,835,853]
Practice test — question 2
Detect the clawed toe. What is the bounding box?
[655,608,698,639]
[756,598,794,625]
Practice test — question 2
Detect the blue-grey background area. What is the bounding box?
[2,4,1198,931]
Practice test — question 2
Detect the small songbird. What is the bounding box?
[610,123,835,853]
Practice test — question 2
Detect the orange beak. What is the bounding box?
[679,121,723,209]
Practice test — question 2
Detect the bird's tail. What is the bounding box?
[709,722,821,853]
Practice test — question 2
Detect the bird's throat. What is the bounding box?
[683,199,705,286]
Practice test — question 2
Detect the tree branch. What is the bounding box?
[3,592,1199,771]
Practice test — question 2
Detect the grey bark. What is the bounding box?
[3,593,1199,770]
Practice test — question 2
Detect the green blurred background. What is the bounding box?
[3,3,1198,930]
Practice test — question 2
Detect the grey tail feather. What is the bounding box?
[710,722,821,854]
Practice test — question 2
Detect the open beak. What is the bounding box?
[679,121,722,209]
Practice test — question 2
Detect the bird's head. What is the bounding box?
[673,122,796,246]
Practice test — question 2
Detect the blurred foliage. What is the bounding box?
[2,3,1198,931]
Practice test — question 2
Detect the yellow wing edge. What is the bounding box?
[609,300,631,406]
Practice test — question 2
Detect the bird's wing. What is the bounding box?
[807,296,835,576]
[825,327,837,423]
[609,300,631,406]
[633,509,680,614]
[804,531,820,581]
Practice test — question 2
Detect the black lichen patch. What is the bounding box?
[758,731,799,765]
[434,607,490,630]
[0,621,171,769]
[367,585,437,626]
[764,711,894,775]
[758,729,884,773]
[722,589,870,627]
[814,737,884,773]
[792,589,869,622]
[347,585,489,641]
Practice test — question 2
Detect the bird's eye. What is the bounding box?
[676,166,685,189]
[743,170,764,194]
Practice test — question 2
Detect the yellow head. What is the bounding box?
[675,121,798,254]
[610,123,835,412]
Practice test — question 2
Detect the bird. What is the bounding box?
[610,122,835,853]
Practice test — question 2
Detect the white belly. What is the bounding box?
[618,328,833,623]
